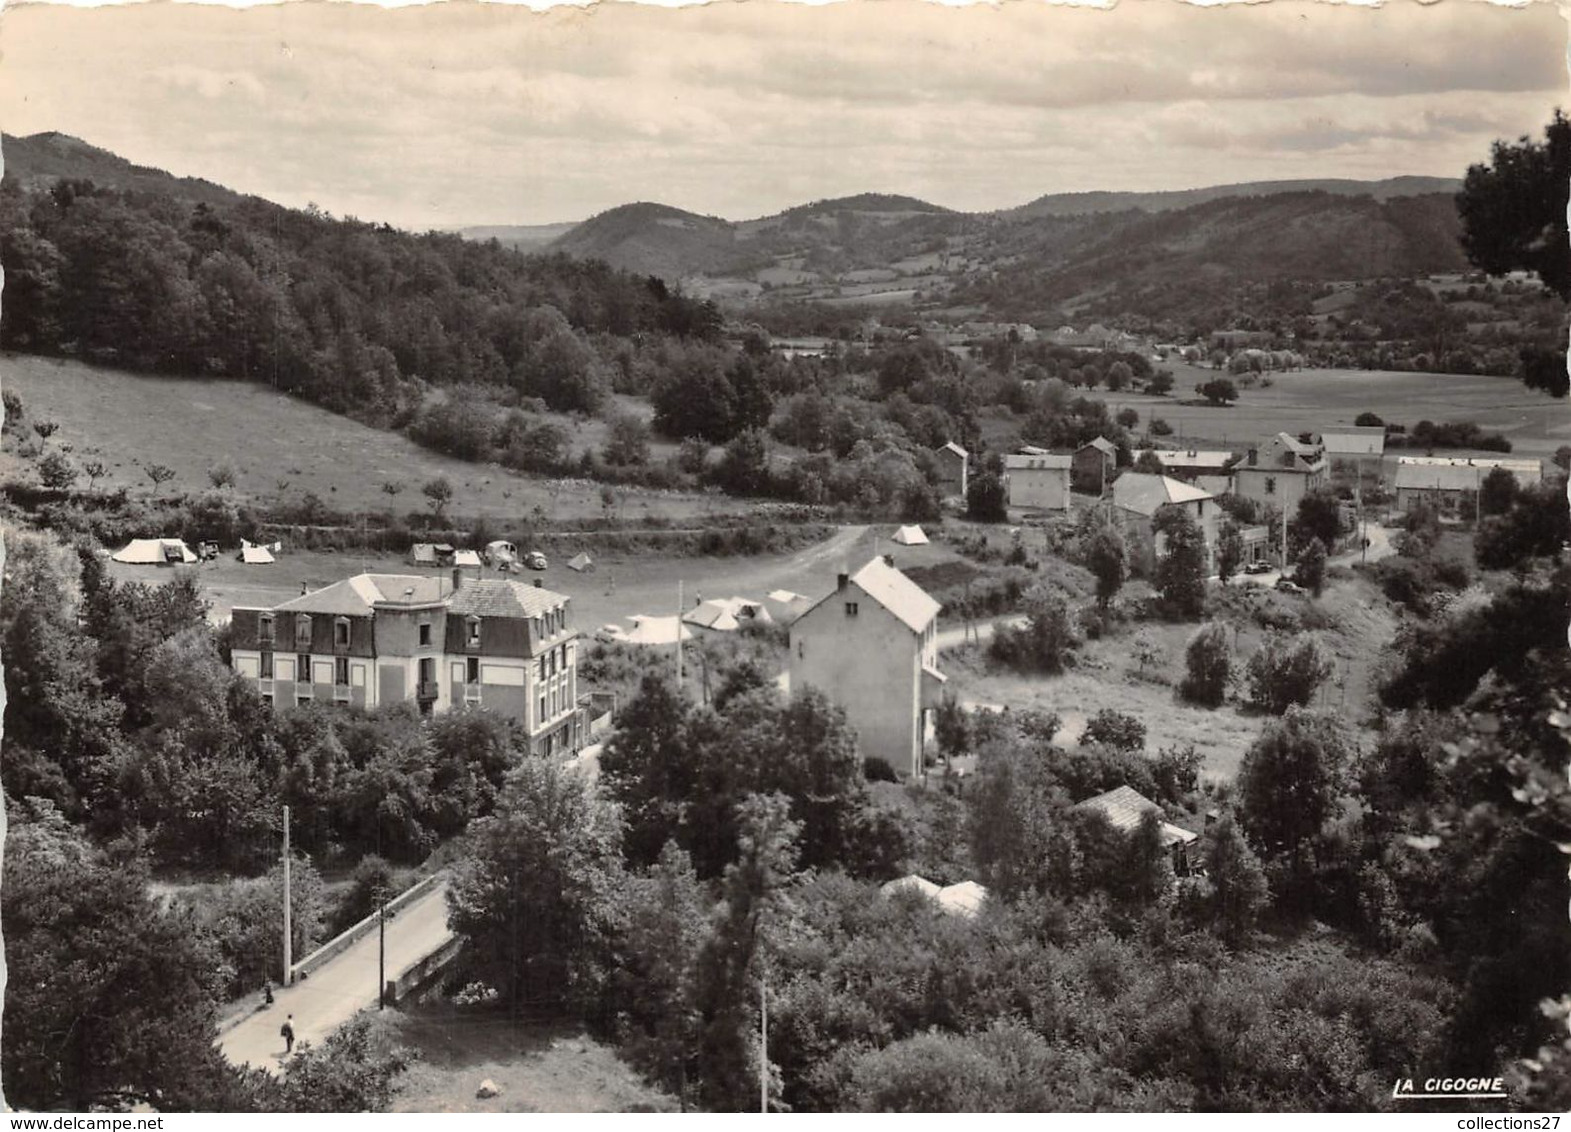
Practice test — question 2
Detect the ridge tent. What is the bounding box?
[892,525,929,546]
[237,539,276,565]
[567,552,595,573]
[111,538,197,565]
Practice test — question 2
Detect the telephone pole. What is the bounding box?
[759,974,769,1114]
[282,805,293,986]
[378,883,387,1010]
[675,580,684,689]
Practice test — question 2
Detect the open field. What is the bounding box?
[113,520,968,630]
[386,1007,675,1113]
[1102,363,1570,456]
[0,354,716,522]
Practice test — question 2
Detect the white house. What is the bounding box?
[1003,452,1072,511]
[1233,433,1327,516]
[788,556,946,778]
[1112,472,1219,574]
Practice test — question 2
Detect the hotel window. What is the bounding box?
[260,651,274,679]
[845,602,859,617]
[418,621,432,648]
[467,616,481,647]
[261,692,273,705]
[295,614,312,648]
[297,654,311,683]
[297,693,311,706]
[334,657,350,687]
[1265,477,1277,496]
[259,614,275,643]
[539,656,547,681]
[550,649,558,677]
[467,657,480,684]
[334,617,351,648]
[539,694,547,722]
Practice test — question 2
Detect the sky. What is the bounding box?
[0,0,1564,230]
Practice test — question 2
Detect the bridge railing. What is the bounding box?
[290,871,447,984]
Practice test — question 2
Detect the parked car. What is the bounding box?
[1244,560,1272,575]
[1274,577,1304,594]
[525,551,548,571]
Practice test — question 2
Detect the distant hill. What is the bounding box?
[1008,176,1464,219]
[2,131,247,208]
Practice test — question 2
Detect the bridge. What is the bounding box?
[218,874,459,1072]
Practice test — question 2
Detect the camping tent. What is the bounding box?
[410,543,438,566]
[237,539,275,565]
[453,549,483,569]
[880,874,942,900]
[892,525,929,546]
[620,615,692,646]
[567,552,595,573]
[111,538,197,565]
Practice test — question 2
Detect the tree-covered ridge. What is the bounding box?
[0,172,726,421]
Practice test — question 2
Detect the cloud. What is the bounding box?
[0,0,1562,227]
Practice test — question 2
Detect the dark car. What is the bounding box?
[1244,561,1272,575]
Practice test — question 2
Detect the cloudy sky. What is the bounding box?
[0,0,1563,229]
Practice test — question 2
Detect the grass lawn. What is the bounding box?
[1098,362,1569,457]
[0,353,719,523]
[385,1004,676,1113]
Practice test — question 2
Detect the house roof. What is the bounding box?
[850,556,941,634]
[448,578,571,619]
[274,573,448,616]
[937,441,968,459]
[1079,436,1118,457]
[1004,453,1072,471]
[1140,448,1236,471]
[1112,472,1213,517]
[1074,785,1198,848]
[1274,432,1323,460]
[1320,426,1387,457]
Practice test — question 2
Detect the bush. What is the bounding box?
[1245,633,1335,715]
[1294,539,1327,596]
[1080,709,1146,752]
[989,587,1077,673]
[1181,621,1232,707]
[863,756,898,783]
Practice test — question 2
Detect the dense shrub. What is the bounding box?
[1245,633,1335,715]
[1181,621,1232,707]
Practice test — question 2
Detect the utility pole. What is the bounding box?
[675,580,684,689]
[282,804,293,986]
[759,974,768,1114]
[378,882,387,1010]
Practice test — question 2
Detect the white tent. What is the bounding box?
[892,525,929,546]
[111,538,197,565]
[567,552,595,573]
[453,549,483,569]
[936,881,988,920]
[237,539,275,565]
[620,615,693,646]
[880,874,942,900]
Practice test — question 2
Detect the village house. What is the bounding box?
[1112,471,1219,575]
[1074,785,1199,877]
[1319,425,1387,477]
[1135,448,1238,496]
[933,441,969,499]
[788,556,945,778]
[1072,436,1118,496]
[1003,452,1072,511]
[1233,432,1327,515]
[229,571,585,756]
[1393,456,1544,515]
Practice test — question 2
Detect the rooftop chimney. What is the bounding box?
[533,578,543,588]
[883,554,894,568]
[837,572,849,591]
[451,567,462,593]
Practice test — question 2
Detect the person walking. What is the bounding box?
[281,1014,295,1055]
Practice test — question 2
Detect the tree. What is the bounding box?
[1149,417,1174,437]
[715,429,772,497]
[1354,412,1385,428]
[603,410,651,467]
[1202,816,1270,947]
[447,757,627,1015]
[1236,708,1349,904]
[2,798,239,1111]
[1181,621,1232,707]
[1153,506,1207,618]
[208,462,238,490]
[381,479,404,501]
[1216,519,1245,583]
[1105,360,1133,392]
[31,418,59,444]
[145,462,176,490]
[1115,407,1139,429]
[1457,110,1570,303]
[270,1015,413,1112]
[37,449,78,489]
[989,584,1077,673]
[421,475,453,520]
[1146,369,1174,397]
[1084,525,1127,610]
[1196,378,1238,406]
[1290,485,1341,556]
[1244,633,1335,715]
[965,470,1008,522]
[1080,708,1145,752]
[1480,465,1521,517]
[1294,538,1327,596]
[1475,482,1571,571]
[83,458,107,490]
[1133,450,1166,475]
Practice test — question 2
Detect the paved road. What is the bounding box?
[217,879,453,1073]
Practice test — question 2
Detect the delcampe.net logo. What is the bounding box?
[1392,1076,1509,1101]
